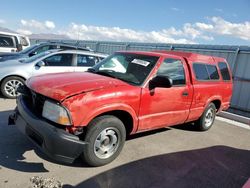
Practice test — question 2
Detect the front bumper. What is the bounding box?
[9,96,87,164]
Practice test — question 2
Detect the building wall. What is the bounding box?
[31,39,250,117]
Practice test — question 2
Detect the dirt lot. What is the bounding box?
[0,97,249,188]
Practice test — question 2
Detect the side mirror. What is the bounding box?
[36,61,45,67]
[149,75,173,90]
[29,51,37,57]
[17,44,23,52]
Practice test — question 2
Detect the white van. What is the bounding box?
[0,31,30,53]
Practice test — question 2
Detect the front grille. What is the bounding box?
[20,85,67,130]
[21,85,46,117]
[31,91,46,116]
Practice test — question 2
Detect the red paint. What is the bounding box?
[26,72,129,102]
[26,51,233,134]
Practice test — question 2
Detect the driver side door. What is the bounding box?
[138,57,193,131]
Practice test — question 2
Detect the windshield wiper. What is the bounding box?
[87,68,96,73]
[87,68,117,79]
[94,71,117,78]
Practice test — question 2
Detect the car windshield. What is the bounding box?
[19,44,39,54]
[22,51,51,63]
[89,53,159,85]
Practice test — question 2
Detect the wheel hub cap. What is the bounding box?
[94,128,119,159]
[204,108,215,127]
[4,80,23,97]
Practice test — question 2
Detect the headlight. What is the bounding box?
[42,100,72,126]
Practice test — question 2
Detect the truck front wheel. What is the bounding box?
[196,103,216,131]
[81,115,126,166]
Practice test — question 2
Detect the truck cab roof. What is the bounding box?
[117,50,226,64]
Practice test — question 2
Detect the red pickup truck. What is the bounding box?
[9,50,233,166]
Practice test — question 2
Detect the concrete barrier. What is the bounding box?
[218,111,250,125]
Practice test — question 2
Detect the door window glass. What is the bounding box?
[194,63,221,81]
[218,62,231,80]
[19,37,29,46]
[0,36,14,47]
[77,55,97,66]
[206,65,219,80]
[193,64,210,80]
[157,58,186,85]
[43,53,73,66]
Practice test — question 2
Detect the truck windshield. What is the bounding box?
[89,53,159,85]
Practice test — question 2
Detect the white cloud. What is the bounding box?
[190,17,250,41]
[16,29,32,35]
[16,16,250,43]
[195,22,214,30]
[210,17,250,40]
[45,21,55,29]
[167,17,250,42]
[60,19,239,43]
[20,20,27,26]
[58,23,196,44]
[171,7,180,11]
[200,35,214,41]
[0,19,6,24]
[160,23,208,40]
[20,19,55,30]
[162,27,183,36]
[182,23,201,39]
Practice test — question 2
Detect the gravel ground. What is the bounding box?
[30,176,63,188]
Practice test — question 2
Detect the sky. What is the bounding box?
[0,0,250,45]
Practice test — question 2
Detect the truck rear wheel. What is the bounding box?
[81,115,126,166]
[196,103,216,131]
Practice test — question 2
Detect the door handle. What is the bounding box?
[182,91,189,96]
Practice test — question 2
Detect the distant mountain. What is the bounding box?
[29,33,70,40]
[0,27,17,33]
[0,26,69,40]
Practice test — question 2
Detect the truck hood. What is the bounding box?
[26,72,129,102]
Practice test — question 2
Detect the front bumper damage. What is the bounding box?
[9,96,87,164]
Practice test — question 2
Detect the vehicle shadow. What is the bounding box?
[0,110,49,172]
[171,122,200,132]
[45,127,172,167]
[0,110,172,170]
[0,93,7,99]
[127,127,171,140]
[63,145,250,188]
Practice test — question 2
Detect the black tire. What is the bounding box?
[81,115,126,167]
[196,103,216,131]
[1,76,25,99]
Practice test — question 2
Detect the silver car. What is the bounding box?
[0,49,107,98]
